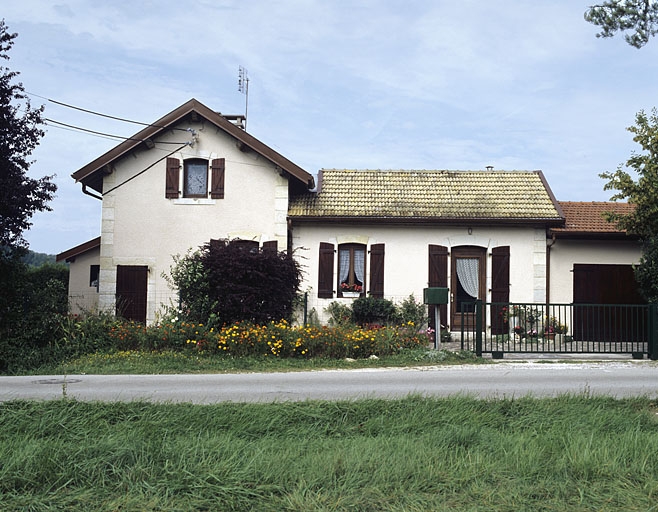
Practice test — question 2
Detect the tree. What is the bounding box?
[600,108,658,239]
[600,108,658,301]
[634,237,658,302]
[167,239,302,325]
[585,1,658,48]
[0,19,56,250]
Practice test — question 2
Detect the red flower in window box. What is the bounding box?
[340,282,362,292]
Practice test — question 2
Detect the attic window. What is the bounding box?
[183,159,209,197]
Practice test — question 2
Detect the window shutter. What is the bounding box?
[210,158,225,199]
[491,246,510,335]
[165,158,180,198]
[318,242,335,299]
[428,244,449,331]
[369,243,385,298]
[262,240,278,253]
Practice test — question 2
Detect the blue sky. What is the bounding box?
[5,1,658,254]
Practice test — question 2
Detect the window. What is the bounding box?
[183,159,209,197]
[338,244,366,296]
[166,158,225,200]
[90,264,100,291]
[317,242,385,299]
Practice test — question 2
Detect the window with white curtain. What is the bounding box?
[338,244,366,294]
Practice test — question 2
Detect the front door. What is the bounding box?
[116,265,148,323]
[451,246,486,331]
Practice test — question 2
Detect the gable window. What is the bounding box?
[338,244,366,296]
[184,159,209,197]
[166,157,225,200]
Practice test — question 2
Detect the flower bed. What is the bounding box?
[102,318,430,359]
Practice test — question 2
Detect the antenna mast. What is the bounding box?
[238,66,249,130]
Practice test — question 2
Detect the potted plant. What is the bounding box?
[545,316,568,341]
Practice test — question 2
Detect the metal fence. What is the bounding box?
[459,302,657,359]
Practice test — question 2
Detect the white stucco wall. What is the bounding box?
[549,238,642,304]
[97,118,289,323]
[66,246,100,315]
[292,223,547,326]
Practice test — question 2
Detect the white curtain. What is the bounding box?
[456,258,479,299]
[339,249,350,283]
[353,248,365,284]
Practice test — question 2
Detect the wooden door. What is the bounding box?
[116,265,148,323]
[573,264,646,342]
[451,246,486,331]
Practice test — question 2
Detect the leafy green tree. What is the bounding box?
[634,237,658,302]
[600,108,658,239]
[585,1,658,48]
[600,109,658,301]
[167,239,302,325]
[0,19,55,250]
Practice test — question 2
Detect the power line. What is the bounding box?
[44,118,191,145]
[26,90,189,132]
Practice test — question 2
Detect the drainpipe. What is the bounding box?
[546,233,557,304]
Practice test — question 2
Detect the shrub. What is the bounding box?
[394,293,428,328]
[166,239,302,325]
[325,301,354,327]
[351,296,397,326]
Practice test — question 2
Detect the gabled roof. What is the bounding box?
[288,169,564,225]
[72,98,315,193]
[549,201,637,239]
[56,236,101,262]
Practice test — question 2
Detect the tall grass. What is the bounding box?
[1,396,657,510]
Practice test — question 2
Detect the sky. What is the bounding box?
[5,1,658,254]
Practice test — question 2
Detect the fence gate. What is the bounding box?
[460,302,657,360]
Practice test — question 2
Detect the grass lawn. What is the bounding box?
[1,396,657,511]
[23,347,481,376]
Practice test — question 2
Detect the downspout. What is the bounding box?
[82,184,103,201]
[546,232,557,304]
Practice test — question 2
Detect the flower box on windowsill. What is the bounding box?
[342,291,361,298]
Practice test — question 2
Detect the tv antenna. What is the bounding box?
[238,66,249,130]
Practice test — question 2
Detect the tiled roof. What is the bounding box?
[551,201,635,235]
[288,169,563,222]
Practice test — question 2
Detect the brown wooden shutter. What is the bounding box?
[369,243,385,298]
[491,246,510,335]
[210,158,225,199]
[165,158,180,198]
[318,242,335,299]
[262,240,278,253]
[428,244,449,330]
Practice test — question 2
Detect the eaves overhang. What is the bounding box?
[289,215,565,227]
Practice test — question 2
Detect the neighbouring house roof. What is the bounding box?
[549,201,637,239]
[72,98,315,194]
[56,236,101,263]
[288,169,564,225]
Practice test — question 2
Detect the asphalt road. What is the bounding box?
[2,361,657,403]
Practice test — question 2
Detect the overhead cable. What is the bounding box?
[44,118,190,145]
[27,90,189,132]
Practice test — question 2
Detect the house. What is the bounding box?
[58,98,314,322]
[57,99,643,330]
[288,168,565,327]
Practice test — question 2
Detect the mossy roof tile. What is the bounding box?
[288,169,563,221]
